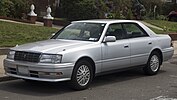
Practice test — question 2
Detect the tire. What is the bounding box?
[69,60,94,90]
[143,51,161,75]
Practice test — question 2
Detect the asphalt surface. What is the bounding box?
[0,57,176,100]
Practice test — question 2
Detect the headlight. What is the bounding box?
[40,54,62,64]
[7,50,15,60]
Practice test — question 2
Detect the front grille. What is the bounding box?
[14,51,41,63]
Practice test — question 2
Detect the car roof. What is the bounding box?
[72,19,140,24]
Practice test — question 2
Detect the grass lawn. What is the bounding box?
[149,28,166,34]
[144,20,177,34]
[0,21,58,47]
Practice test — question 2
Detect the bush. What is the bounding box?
[156,15,167,20]
[0,0,30,19]
[162,3,177,15]
[61,0,113,20]
[0,0,13,17]
[61,0,99,21]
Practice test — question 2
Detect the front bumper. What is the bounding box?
[4,59,74,82]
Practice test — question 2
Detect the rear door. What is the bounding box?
[123,23,153,66]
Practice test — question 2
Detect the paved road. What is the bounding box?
[0,58,176,100]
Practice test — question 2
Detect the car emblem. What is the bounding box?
[23,54,27,58]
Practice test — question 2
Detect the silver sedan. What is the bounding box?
[4,20,174,90]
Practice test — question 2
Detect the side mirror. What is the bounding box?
[103,36,116,43]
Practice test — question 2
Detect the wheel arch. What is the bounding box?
[74,56,96,76]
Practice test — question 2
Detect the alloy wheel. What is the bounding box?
[76,65,91,86]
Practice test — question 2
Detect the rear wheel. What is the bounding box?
[69,60,93,90]
[143,52,161,75]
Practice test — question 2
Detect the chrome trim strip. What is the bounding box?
[6,73,71,82]
[101,56,131,62]
[98,53,148,63]
[130,53,149,58]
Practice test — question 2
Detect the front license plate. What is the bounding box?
[18,65,29,75]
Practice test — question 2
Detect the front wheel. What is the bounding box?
[143,52,161,75]
[69,60,93,90]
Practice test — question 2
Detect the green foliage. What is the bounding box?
[0,21,58,47]
[61,0,134,20]
[110,0,132,19]
[143,11,154,20]
[126,9,134,20]
[0,0,13,16]
[156,15,167,20]
[61,0,99,21]
[145,20,177,33]
[96,0,109,18]
[140,0,163,16]
[162,3,177,15]
[0,0,30,18]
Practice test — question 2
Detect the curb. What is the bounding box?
[0,75,18,82]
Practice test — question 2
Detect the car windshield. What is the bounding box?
[52,22,106,42]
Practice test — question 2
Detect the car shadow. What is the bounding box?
[91,69,165,88]
[0,69,166,97]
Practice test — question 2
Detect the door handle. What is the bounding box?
[148,42,152,45]
[124,45,129,48]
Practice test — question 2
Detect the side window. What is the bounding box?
[106,24,126,40]
[123,23,148,38]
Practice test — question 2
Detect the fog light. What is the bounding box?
[39,72,63,76]
[39,72,50,75]
[49,72,63,76]
[56,72,63,76]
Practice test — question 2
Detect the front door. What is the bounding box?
[101,23,131,72]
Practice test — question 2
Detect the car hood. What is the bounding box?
[12,39,93,54]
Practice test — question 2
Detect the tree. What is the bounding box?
[110,0,133,19]
[140,0,163,18]
[0,0,30,18]
[0,0,14,17]
[61,0,99,21]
